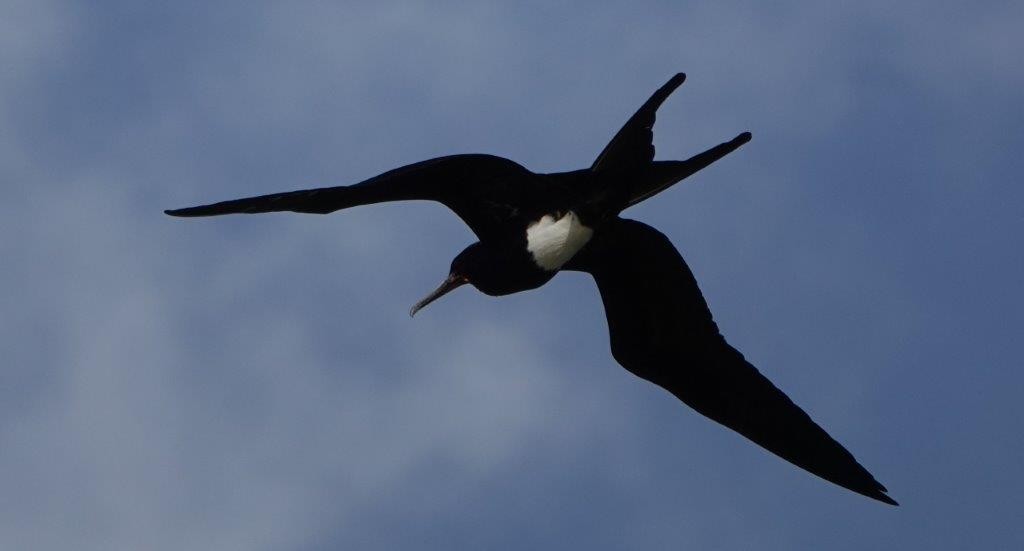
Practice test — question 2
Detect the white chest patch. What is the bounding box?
[525,211,594,271]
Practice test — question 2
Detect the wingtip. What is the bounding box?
[873,491,900,507]
[165,206,210,217]
[662,73,686,93]
[856,478,898,506]
[735,131,752,144]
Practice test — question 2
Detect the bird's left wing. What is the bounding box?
[566,218,897,505]
[164,154,536,241]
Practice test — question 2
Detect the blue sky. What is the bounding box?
[3,1,1023,549]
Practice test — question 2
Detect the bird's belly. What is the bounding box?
[525,211,594,271]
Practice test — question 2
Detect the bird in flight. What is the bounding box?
[166,73,897,506]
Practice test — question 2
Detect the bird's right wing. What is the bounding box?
[566,218,897,505]
[164,154,536,242]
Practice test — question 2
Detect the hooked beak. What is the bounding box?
[409,273,468,317]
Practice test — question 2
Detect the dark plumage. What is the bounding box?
[166,73,897,505]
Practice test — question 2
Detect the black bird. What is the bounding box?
[166,73,897,506]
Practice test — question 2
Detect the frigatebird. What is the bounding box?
[166,73,897,506]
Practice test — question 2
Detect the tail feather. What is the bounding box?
[626,132,751,208]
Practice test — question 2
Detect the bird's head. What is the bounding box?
[409,242,524,317]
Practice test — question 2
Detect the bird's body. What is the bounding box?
[167,73,897,506]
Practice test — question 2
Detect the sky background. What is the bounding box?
[3,1,1023,549]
